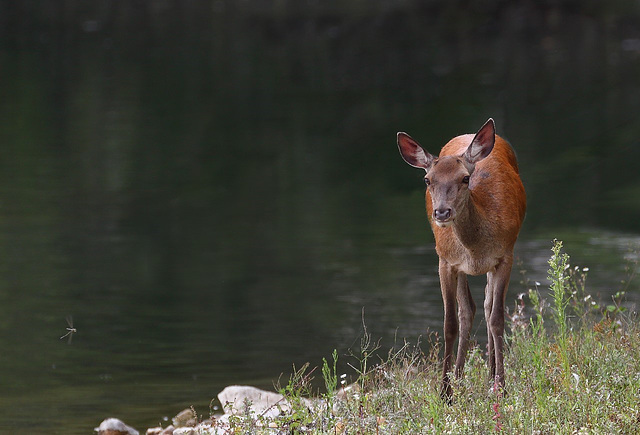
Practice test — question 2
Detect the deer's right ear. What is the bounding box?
[397,132,434,170]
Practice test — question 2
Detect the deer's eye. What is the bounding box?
[424,177,430,186]
[462,176,470,184]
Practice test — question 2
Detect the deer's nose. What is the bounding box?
[434,208,452,222]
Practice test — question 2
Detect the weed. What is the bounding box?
[321,349,339,401]
[347,308,381,390]
[548,239,571,339]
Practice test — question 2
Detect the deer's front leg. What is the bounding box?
[455,273,475,379]
[439,260,458,400]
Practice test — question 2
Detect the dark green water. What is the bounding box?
[1,2,640,433]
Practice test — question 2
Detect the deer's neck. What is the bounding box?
[452,195,485,250]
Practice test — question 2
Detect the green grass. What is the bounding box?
[223,240,640,433]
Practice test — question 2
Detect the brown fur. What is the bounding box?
[397,120,526,400]
[427,134,526,275]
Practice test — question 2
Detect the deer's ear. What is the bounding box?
[397,132,435,170]
[464,118,495,164]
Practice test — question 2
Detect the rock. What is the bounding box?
[336,382,360,401]
[95,418,139,435]
[214,413,230,427]
[172,408,197,428]
[145,425,174,435]
[333,383,361,414]
[143,385,327,435]
[217,385,290,418]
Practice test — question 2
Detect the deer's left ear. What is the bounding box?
[464,118,495,164]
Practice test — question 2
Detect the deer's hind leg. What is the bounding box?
[484,277,496,380]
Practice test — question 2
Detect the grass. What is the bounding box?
[219,240,640,433]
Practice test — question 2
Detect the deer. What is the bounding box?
[396,118,526,400]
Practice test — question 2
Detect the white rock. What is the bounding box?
[94,418,139,435]
[172,408,197,428]
[145,426,174,435]
[217,385,290,417]
[215,413,231,427]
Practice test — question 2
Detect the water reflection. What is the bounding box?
[1,2,640,433]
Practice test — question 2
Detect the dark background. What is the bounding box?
[1,1,639,432]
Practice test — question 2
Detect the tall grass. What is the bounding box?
[224,240,640,433]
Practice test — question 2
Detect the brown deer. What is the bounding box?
[397,119,526,399]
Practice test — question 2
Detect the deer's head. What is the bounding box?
[397,119,496,227]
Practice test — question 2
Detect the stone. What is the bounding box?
[172,408,197,428]
[141,384,327,435]
[95,418,139,435]
[217,385,290,418]
[336,382,360,401]
[145,425,174,435]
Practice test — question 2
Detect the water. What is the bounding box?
[1,3,640,433]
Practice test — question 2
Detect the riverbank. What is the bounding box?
[97,241,640,434]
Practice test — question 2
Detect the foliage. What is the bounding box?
[548,239,571,340]
[321,349,339,401]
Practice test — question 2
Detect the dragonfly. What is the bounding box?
[60,315,77,344]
